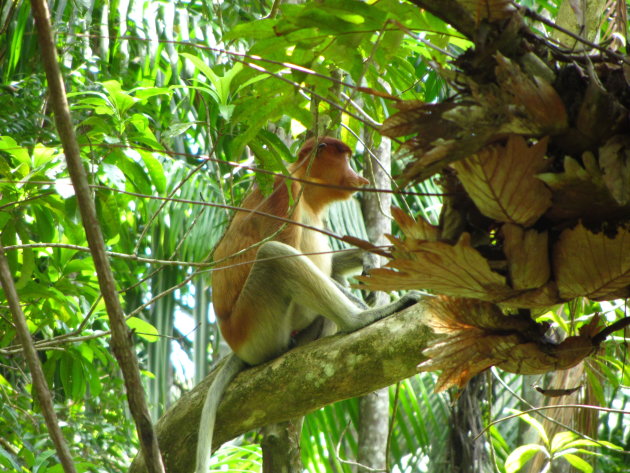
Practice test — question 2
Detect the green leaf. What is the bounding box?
[59,355,72,399]
[128,113,150,134]
[102,79,138,115]
[248,140,277,196]
[589,440,623,450]
[33,205,55,243]
[562,453,593,473]
[551,431,580,451]
[513,411,550,446]
[258,130,295,163]
[139,150,167,193]
[223,17,279,41]
[554,434,601,452]
[0,446,21,470]
[235,72,270,95]
[78,342,94,363]
[505,444,545,473]
[71,356,85,400]
[164,122,194,139]
[127,316,159,342]
[141,369,156,379]
[230,95,288,160]
[32,143,57,168]
[132,86,171,101]
[107,149,152,194]
[87,361,103,397]
[77,461,98,473]
[180,53,243,107]
[63,258,95,275]
[33,449,57,473]
[0,135,30,165]
[14,246,34,290]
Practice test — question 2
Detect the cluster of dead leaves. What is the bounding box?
[364,213,629,313]
[416,297,601,392]
[358,5,630,389]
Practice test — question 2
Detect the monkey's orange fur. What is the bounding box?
[212,137,368,355]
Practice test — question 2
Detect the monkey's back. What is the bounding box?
[211,182,301,322]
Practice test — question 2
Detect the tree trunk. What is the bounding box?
[448,376,490,473]
[261,420,303,473]
[357,134,392,472]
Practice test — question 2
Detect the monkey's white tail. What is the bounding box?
[196,353,246,473]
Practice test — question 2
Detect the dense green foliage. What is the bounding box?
[0,0,628,472]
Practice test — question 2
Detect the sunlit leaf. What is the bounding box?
[561,453,593,473]
[362,231,514,301]
[516,413,549,446]
[127,317,159,342]
[502,224,550,290]
[505,444,545,473]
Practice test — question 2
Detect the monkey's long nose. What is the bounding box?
[354,174,370,187]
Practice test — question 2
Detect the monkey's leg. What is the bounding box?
[230,241,419,364]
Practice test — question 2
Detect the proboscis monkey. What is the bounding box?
[196,136,419,472]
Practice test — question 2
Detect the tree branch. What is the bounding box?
[129,301,435,473]
[0,245,77,473]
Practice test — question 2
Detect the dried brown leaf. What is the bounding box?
[380,102,458,138]
[495,55,568,134]
[554,222,630,300]
[500,282,560,309]
[498,316,602,374]
[400,136,492,184]
[600,135,630,205]
[360,232,516,301]
[576,69,628,145]
[502,224,550,290]
[391,207,439,242]
[442,96,536,136]
[418,297,599,392]
[452,135,552,226]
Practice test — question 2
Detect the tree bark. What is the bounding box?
[129,301,434,473]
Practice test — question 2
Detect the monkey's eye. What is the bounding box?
[317,142,327,150]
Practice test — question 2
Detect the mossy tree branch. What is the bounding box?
[129,301,434,473]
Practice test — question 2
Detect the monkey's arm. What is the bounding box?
[331,248,364,285]
[330,249,368,309]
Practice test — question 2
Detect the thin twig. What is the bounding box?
[3,242,213,267]
[0,331,111,355]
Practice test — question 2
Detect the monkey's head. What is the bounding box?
[294,136,369,205]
